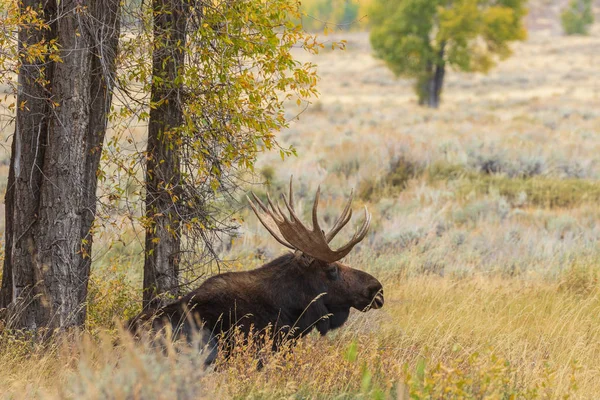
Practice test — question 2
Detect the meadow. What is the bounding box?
[2,12,600,400]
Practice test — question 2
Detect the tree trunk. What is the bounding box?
[0,0,120,330]
[425,43,446,109]
[0,0,56,326]
[0,136,16,312]
[81,0,122,311]
[143,0,186,308]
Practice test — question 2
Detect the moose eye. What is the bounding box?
[325,265,339,280]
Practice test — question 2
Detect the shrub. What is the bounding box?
[456,175,600,208]
[427,162,600,208]
[359,155,423,201]
[427,162,467,181]
[299,0,362,32]
[86,265,140,334]
[260,165,276,185]
[329,150,361,179]
[467,150,547,178]
[561,0,594,35]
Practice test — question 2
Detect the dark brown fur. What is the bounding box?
[129,253,383,362]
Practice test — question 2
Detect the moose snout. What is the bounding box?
[368,284,384,309]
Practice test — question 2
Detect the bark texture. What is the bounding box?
[0,0,120,330]
[0,0,56,325]
[143,0,186,308]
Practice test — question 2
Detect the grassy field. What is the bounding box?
[2,17,600,399]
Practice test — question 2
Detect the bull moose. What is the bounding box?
[128,177,384,363]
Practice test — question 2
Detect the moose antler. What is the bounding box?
[247,177,371,263]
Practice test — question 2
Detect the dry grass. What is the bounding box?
[2,14,600,399]
[1,272,596,398]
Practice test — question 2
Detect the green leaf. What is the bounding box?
[344,340,358,362]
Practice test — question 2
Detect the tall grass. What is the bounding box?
[1,271,596,398]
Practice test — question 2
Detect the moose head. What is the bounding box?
[129,177,383,362]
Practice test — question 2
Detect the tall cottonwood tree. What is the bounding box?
[0,0,120,329]
[126,0,325,307]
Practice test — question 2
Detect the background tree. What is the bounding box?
[0,0,120,329]
[369,0,527,108]
[561,0,594,35]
